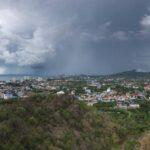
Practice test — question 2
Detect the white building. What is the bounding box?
[3,93,13,100]
[107,88,111,93]
[57,91,65,96]
[128,104,140,109]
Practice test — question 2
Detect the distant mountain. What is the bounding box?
[108,70,150,78]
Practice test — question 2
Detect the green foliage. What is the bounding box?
[94,101,116,110]
[0,95,149,149]
[93,100,150,149]
[114,85,134,94]
[140,100,150,113]
[124,140,140,150]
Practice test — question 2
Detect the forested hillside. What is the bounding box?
[0,95,149,150]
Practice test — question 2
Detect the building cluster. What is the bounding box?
[76,87,141,108]
[0,81,26,100]
[0,75,149,110]
[0,76,73,100]
[75,78,150,109]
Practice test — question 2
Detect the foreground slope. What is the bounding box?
[0,95,149,150]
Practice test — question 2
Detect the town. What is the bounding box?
[0,73,150,110]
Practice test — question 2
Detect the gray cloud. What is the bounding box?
[0,0,150,74]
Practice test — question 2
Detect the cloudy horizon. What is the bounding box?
[0,0,150,75]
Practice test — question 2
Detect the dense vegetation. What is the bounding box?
[0,95,149,150]
[94,100,150,150]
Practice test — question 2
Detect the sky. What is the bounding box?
[0,0,150,75]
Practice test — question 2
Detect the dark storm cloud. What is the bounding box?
[0,0,150,74]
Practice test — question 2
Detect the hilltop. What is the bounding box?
[107,70,150,79]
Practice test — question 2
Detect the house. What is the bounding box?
[17,91,24,97]
[128,104,140,109]
[3,92,13,100]
[144,85,150,91]
[70,90,75,95]
[57,91,65,96]
[85,89,91,94]
[107,88,111,93]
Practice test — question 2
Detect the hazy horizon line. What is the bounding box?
[0,69,149,77]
